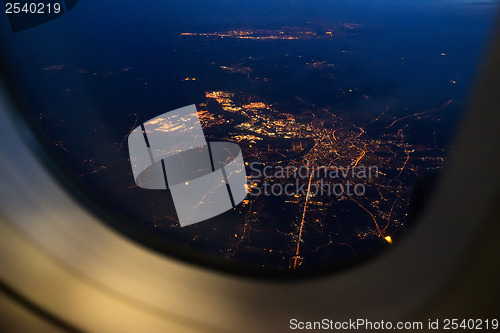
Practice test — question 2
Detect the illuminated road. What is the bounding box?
[293,168,314,270]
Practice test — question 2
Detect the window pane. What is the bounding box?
[0,1,497,277]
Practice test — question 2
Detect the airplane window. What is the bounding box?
[0,1,497,278]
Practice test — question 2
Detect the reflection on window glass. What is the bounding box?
[0,1,497,276]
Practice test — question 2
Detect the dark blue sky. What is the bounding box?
[1,0,498,70]
[3,1,498,34]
